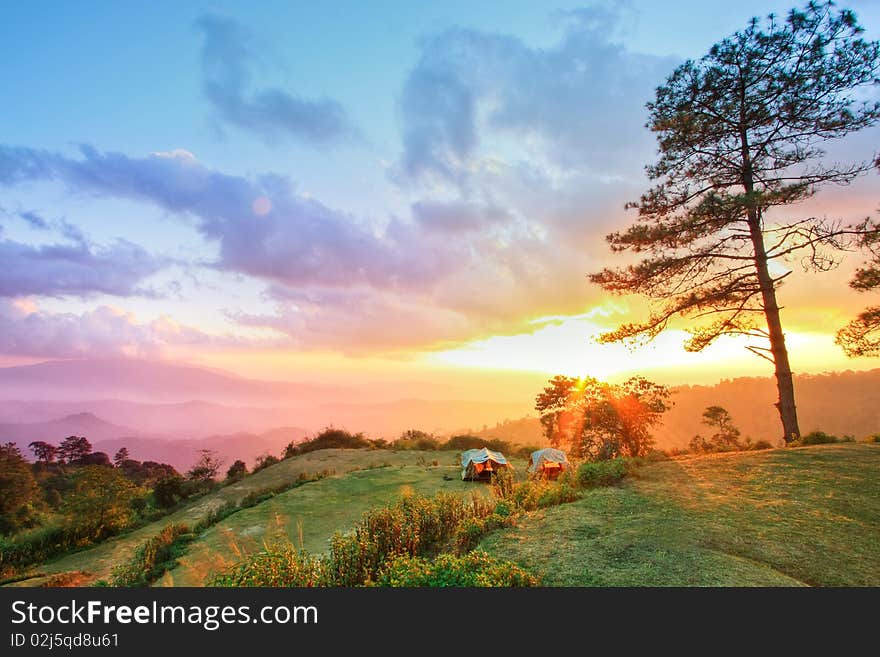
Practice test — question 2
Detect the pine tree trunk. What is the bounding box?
[747,212,802,444]
[739,108,801,444]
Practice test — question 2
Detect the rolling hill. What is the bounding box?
[7,443,878,587]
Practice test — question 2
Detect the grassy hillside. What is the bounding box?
[160,461,502,586]
[8,443,877,587]
[9,448,489,586]
[480,444,880,586]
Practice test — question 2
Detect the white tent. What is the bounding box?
[460,447,512,481]
[527,448,570,479]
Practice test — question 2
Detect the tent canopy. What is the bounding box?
[527,448,570,474]
[460,447,511,480]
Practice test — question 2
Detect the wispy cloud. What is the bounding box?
[394,7,675,188]
[196,13,355,144]
[0,299,252,359]
[0,207,166,299]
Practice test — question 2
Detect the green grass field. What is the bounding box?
[480,443,880,586]
[7,443,878,587]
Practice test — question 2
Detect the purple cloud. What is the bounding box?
[0,145,462,291]
[0,236,164,298]
[196,14,354,144]
[0,300,260,359]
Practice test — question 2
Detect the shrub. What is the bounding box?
[253,454,280,473]
[750,440,774,450]
[537,477,579,507]
[443,435,486,451]
[287,428,372,456]
[392,430,440,451]
[507,479,546,512]
[376,551,538,587]
[801,431,839,445]
[453,514,512,554]
[864,433,880,444]
[210,544,326,587]
[225,460,248,482]
[326,492,494,586]
[577,458,628,488]
[0,524,89,574]
[110,523,191,587]
[153,476,189,509]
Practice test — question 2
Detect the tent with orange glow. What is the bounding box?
[460,448,512,481]
[527,448,570,480]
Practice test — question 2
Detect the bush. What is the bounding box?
[577,458,628,488]
[153,476,189,509]
[210,544,326,587]
[253,454,280,473]
[442,435,485,451]
[392,430,440,451]
[454,514,512,553]
[287,428,372,456]
[749,440,774,450]
[537,476,579,507]
[225,460,247,481]
[0,524,90,574]
[801,431,839,445]
[864,433,880,444]
[376,551,538,587]
[110,524,191,587]
[326,492,494,586]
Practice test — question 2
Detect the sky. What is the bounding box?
[1,0,879,393]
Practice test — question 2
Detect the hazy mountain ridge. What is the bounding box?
[475,369,880,449]
[2,359,878,463]
[93,426,309,472]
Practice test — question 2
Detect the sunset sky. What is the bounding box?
[1,0,879,392]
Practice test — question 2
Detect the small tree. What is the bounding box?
[62,465,136,539]
[535,376,671,460]
[590,2,880,444]
[226,459,248,481]
[29,440,58,464]
[113,447,130,467]
[690,406,744,452]
[186,449,223,483]
[57,435,92,465]
[153,476,187,509]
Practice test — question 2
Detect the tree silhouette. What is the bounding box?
[690,405,744,452]
[57,435,92,465]
[186,449,224,482]
[29,440,58,464]
[590,2,880,443]
[226,459,248,481]
[113,447,130,467]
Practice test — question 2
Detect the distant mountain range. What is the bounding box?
[0,412,138,446]
[3,358,877,464]
[92,427,309,472]
[0,358,344,405]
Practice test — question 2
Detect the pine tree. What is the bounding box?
[590,2,880,443]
